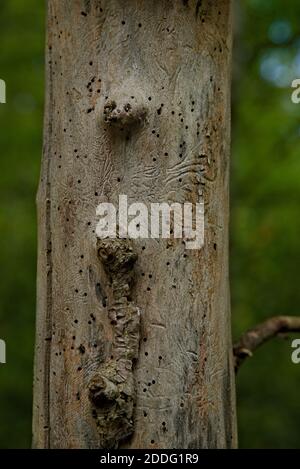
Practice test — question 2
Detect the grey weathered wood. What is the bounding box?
[33,0,237,449]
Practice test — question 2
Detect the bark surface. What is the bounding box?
[33,0,237,449]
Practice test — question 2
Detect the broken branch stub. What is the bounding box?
[234,315,300,372]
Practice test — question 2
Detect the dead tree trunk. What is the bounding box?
[33,0,237,449]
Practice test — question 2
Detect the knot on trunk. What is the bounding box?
[103,99,147,130]
[97,238,138,276]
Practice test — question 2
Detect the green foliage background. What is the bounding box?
[0,0,299,448]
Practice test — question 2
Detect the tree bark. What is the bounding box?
[33,0,237,449]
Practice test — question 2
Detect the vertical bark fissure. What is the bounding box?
[44,163,52,449]
[43,39,54,451]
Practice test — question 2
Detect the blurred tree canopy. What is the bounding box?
[232,0,300,449]
[0,0,299,448]
[0,0,45,448]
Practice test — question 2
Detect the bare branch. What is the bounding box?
[233,316,300,372]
